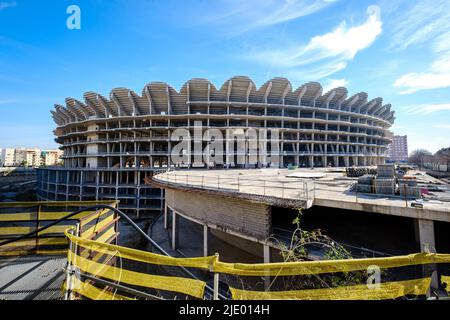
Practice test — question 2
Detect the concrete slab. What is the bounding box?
[153,168,450,223]
[287,172,326,179]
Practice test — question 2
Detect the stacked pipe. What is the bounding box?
[346,168,378,178]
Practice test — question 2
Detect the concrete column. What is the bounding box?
[65,171,69,201]
[171,210,178,250]
[55,171,59,200]
[416,219,438,296]
[263,244,271,291]
[263,244,271,263]
[164,203,168,230]
[344,156,349,167]
[203,225,209,257]
[79,171,84,200]
[417,219,436,253]
[95,171,100,200]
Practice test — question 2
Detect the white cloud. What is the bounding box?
[248,5,382,80]
[391,1,450,93]
[403,104,450,115]
[435,124,450,129]
[390,0,450,51]
[207,0,338,33]
[394,34,450,94]
[323,78,349,92]
[390,125,407,131]
[394,73,450,94]
[0,1,17,11]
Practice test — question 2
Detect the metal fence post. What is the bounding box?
[35,205,41,252]
[404,184,408,208]
[64,229,74,300]
[213,253,220,300]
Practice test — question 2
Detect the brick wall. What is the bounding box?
[166,189,270,240]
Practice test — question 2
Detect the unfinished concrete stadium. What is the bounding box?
[37,76,395,218]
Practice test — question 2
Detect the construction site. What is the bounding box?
[150,164,450,260]
[2,78,449,301]
[38,76,394,219]
[1,163,450,300]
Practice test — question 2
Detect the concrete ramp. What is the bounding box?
[0,255,66,300]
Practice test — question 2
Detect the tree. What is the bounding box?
[435,147,450,163]
[408,149,432,167]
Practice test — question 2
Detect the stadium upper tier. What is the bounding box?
[39,76,395,218]
[51,76,395,126]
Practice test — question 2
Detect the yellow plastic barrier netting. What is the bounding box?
[69,252,207,299]
[442,276,450,294]
[0,201,118,208]
[66,230,217,270]
[0,211,101,222]
[64,229,450,300]
[0,225,73,236]
[213,253,450,276]
[80,209,112,229]
[0,249,68,256]
[81,214,116,239]
[66,279,136,300]
[0,238,68,248]
[0,226,35,235]
[95,228,116,243]
[229,278,431,300]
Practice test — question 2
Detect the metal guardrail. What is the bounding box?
[0,203,226,300]
[154,171,314,205]
[64,204,227,300]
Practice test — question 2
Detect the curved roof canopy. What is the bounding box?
[51,76,395,126]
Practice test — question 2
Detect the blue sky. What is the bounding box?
[0,0,449,153]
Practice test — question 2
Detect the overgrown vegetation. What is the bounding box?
[265,209,369,291]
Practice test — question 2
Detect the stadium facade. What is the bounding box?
[37,76,395,218]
